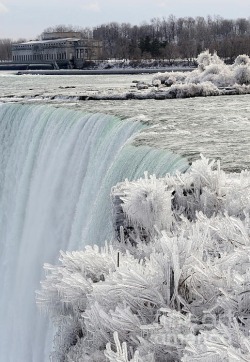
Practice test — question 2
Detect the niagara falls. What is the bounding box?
[1,6,250,361]
[1,65,250,360]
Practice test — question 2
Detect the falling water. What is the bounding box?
[0,103,188,361]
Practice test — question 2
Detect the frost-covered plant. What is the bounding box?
[151,50,250,98]
[104,332,141,362]
[197,50,224,70]
[182,320,250,361]
[117,173,173,234]
[167,82,220,98]
[197,50,213,70]
[37,156,250,361]
[234,64,250,85]
[152,71,188,86]
[233,54,250,67]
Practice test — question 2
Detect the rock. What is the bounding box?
[136,82,149,90]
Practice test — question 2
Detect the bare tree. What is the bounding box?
[0,39,13,61]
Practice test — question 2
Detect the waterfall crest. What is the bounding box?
[0,103,188,361]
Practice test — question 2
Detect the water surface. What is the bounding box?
[1,72,249,171]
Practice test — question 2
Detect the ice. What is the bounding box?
[151,51,250,99]
[38,156,250,361]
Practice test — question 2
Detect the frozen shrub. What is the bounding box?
[152,78,161,87]
[234,64,250,85]
[38,156,250,361]
[197,50,224,71]
[119,174,173,233]
[202,64,221,76]
[197,50,213,70]
[150,50,250,97]
[164,75,176,86]
[233,54,250,66]
[152,71,187,86]
[166,82,219,98]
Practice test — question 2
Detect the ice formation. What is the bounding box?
[38,156,250,361]
[150,50,250,98]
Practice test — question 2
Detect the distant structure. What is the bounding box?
[11,32,102,69]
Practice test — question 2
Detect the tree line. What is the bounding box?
[1,16,250,61]
[92,16,250,61]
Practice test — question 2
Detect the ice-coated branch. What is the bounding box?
[105,332,141,362]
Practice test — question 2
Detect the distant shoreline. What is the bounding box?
[12,67,194,76]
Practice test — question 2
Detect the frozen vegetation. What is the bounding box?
[37,156,250,361]
[150,51,250,99]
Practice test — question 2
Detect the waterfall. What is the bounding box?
[0,103,188,361]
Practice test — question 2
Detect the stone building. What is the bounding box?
[12,32,102,68]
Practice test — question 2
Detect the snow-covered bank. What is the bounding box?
[38,156,250,361]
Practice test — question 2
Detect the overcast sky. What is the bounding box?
[1,0,250,40]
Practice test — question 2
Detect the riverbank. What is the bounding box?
[14,67,195,76]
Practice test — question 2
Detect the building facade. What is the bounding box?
[12,32,102,68]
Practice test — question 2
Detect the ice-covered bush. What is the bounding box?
[151,50,250,97]
[197,50,224,70]
[167,82,220,98]
[37,156,250,361]
[233,54,250,67]
[152,71,188,86]
[118,174,173,233]
[234,64,250,85]
[197,50,213,70]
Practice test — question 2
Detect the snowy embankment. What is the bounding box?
[37,156,250,361]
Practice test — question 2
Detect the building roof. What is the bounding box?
[13,38,81,46]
